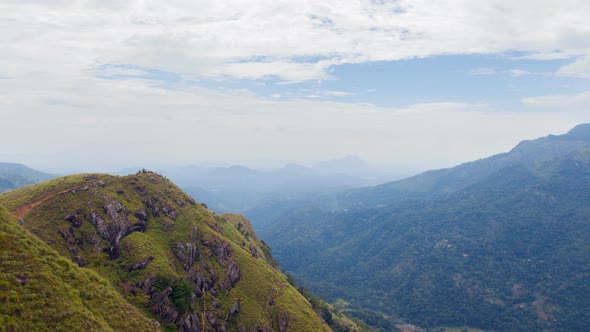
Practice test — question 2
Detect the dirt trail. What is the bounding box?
[13,186,82,218]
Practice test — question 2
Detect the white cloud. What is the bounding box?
[1,0,590,82]
[0,73,588,171]
[507,69,529,77]
[557,57,590,78]
[522,90,590,108]
[471,68,497,75]
[322,90,355,97]
[2,1,590,171]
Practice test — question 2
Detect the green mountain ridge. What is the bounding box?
[259,125,590,331]
[0,172,333,331]
[339,123,590,207]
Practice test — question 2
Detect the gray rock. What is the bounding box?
[226,260,240,287]
[179,313,200,332]
[278,312,289,332]
[226,298,240,321]
[129,256,154,271]
[65,214,81,227]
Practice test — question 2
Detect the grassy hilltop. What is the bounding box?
[0,171,331,331]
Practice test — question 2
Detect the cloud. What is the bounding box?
[522,90,590,108]
[322,90,355,97]
[2,1,590,170]
[1,73,587,171]
[471,68,497,75]
[204,60,335,82]
[1,1,590,82]
[507,69,529,77]
[557,57,590,79]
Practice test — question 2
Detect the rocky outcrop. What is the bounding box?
[84,199,146,259]
[226,298,240,320]
[226,260,241,287]
[278,312,289,332]
[204,239,232,261]
[149,287,180,324]
[104,200,125,219]
[74,255,86,267]
[129,256,154,271]
[249,244,259,258]
[144,197,177,220]
[65,214,81,227]
[134,209,148,221]
[174,243,200,271]
[179,313,201,332]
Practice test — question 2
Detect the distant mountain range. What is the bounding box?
[155,156,402,214]
[338,123,590,207]
[0,162,54,193]
[258,123,590,331]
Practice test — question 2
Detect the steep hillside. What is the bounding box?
[0,162,54,193]
[261,141,590,330]
[0,171,330,331]
[0,207,158,331]
[339,123,590,207]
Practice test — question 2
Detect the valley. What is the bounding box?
[4,124,590,331]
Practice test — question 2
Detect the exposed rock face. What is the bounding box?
[104,200,125,219]
[226,260,241,288]
[129,256,154,271]
[149,287,179,324]
[174,243,200,271]
[226,299,240,320]
[65,214,81,227]
[84,199,147,259]
[179,313,201,332]
[278,312,290,332]
[138,276,184,328]
[74,255,86,267]
[145,197,177,220]
[89,211,107,235]
[249,244,259,258]
[104,219,133,259]
[134,209,148,221]
[204,239,232,260]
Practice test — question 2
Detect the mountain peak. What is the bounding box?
[0,172,330,331]
[564,123,590,141]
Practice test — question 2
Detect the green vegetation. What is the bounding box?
[0,207,158,331]
[0,171,331,331]
[261,137,590,330]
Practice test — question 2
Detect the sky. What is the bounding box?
[1,0,590,174]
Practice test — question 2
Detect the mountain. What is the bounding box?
[259,124,590,331]
[0,162,54,193]
[339,123,590,207]
[0,171,332,331]
[0,207,158,331]
[161,159,388,215]
[313,156,372,175]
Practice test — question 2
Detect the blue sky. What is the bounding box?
[210,53,589,109]
[1,1,590,173]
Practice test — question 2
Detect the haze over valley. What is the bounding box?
[3,1,590,331]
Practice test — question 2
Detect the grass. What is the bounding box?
[0,207,158,332]
[0,172,331,331]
